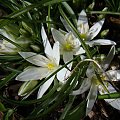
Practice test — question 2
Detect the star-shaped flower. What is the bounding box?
[51,28,85,68]
[16,26,70,99]
[71,46,120,115]
[60,10,116,47]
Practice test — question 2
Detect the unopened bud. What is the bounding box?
[18,80,38,96]
[30,44,41,52]
[22,21,33,34]
[100,29,109,38]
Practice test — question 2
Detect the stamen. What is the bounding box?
[47,63,55,70]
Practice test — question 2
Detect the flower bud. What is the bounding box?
[19,28,30,37]
[98,7,108,20]
[15,36,32,48]
[100,29,109,38]
[86,2,95,11]
[18,80,38,96]
[22,21,33,35]
[30,44,41,52]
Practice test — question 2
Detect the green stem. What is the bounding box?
[47,5,51,35]
[98,92,120,99]
[59,95,76,120]
[88,11,120,16]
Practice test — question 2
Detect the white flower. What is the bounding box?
[60,10,116,46]
[77,10,104,41]
[71,45,120,115]
[16,26,70,99]
[72,68,120,115]
[51,28,85,68]
[98,70,120,111]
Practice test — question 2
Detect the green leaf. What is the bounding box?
[43,0,69,6]
[0,55,22,62]
[98,92,120,99]
[64,100,86,120]
[59,96,76,120]
[62,2,77,27]
[0,102,6,111]
[0,72,18,89]
[4,109,14,120]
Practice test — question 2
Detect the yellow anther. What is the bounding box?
[47,63,55,70]
[64,43,74,51]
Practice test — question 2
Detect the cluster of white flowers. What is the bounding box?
[14,9,120,115]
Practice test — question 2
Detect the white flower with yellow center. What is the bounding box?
[51,28,85,68]
[72,66,120,115]
[16,26,70,99]
[60,10,116,46]
[72,46,120,115]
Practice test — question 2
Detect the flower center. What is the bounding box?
[80,33,87,40]
[47,63,55,70]
[64,42,74,51]
[92,74,107,86]
[63,34,75,51]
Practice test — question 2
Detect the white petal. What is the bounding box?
[16,67,49,81]
[71,78,91,95]
[75,47,85,55]
[77,10,89,34]
[19,52,49,67]
[0,29,15,41]
[57,67,71,83]
[101,45,115,70]
[86,63,95,78]
[60,17,77,38]
[53,41,60,65]
[3,40,16,49]
[37,76,54,99]
[60,17,73,33]
[106,98,120,111]
[63,51,73,69]
[73,38,81,47]
[51,28,65,45]
[41,26,53,58]
[88,19,105,40]
[87,39,116,47]
[86,83,97,115]
[98,82,116,95]
[98,82,120,110]
[116,70,120,80]
[106,70,117,81]
[0,44,17,55]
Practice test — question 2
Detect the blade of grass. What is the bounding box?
[98,92,120,99]
[88,11,120,16]
[59,95,76,120]
[62,2,77,27]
